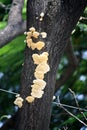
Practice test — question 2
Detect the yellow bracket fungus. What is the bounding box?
[29,27,36,32]
[24,12,50,104]
[14,96,24,108]
[31,83,45,90]
[33,79,46,88]
[26,27,45,50]
[26,96,35,103]
[32,52,49,64]
[32,31,40,38]
[31,90,44,98]
[35,41,45,50]
[35,62,50,74]
[34,71,44,79]
[26,38,33,48]
[14,12,50,106]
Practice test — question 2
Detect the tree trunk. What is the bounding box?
[15,0,87,130]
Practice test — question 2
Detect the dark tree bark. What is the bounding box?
[15,0,87,130]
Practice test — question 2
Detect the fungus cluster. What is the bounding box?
[25,27,50,103]
[40,12,44,21]
[14,12,50,107]
[14,95,24,108]
[25,27,47,50]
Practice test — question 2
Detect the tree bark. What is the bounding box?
[15,0,87,130]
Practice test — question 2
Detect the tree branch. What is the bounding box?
[69,88,87,121]
[55,39,79,92]
[56,102,87,127]
[0,113,17,130]
[0,0,26,48]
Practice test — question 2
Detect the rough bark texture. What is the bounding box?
[15,0,87,130]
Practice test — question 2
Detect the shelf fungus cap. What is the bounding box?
[26,32,32,38]
[30,43,36,50]
[35,62,50,74]
[26,96,35,103]
[33,79,46,88]
[31,82,45,90]
[34,71,44,79]
[43,52,49,56]
[36,41,45,50]
[14,97,24,108]
[27,38,33,48]
[32,52,49,65]
[41,32,47,38]
[32,31,40,38]
[24,32,27,35]
[31,87,43,93]
[29,27,36,32]
[31,90,44,98]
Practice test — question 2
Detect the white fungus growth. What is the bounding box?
[41,32,47,38]
[24,32,27,35]
[14,96,24,108]
[39,12,45,21]
[40,18,43,21]
[16,94,20,97]
[40,12,44,17]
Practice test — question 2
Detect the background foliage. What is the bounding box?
[0,0,87,129]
